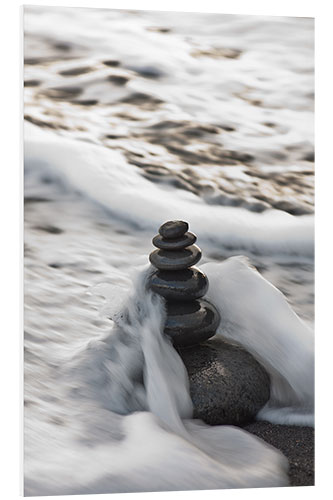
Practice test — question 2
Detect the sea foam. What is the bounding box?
[26,262,297,495]
[25,122,314,259]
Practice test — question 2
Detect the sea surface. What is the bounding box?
[24,6,314,495]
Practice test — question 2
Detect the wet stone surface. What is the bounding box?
[149,245,202,270]
[179,337,271,425]
[152,231,196,250]
[159,220,188,239]
[165,299,220,347]
[149,267,208,301]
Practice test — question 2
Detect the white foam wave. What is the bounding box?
[25,255,315,494]
[26,263,294,495]
[25,123,314,258]
[203,257,314,426]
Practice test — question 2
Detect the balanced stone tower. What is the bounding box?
[147,220,271,426]
[148,220,220,347]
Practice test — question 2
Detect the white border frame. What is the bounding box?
[1,1,331,499]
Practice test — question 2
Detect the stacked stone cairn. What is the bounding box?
[148,220,220,347]
[147,220,271,426]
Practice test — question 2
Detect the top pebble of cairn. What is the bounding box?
[159,220,189,239]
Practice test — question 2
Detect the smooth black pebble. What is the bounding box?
[149,267,208,301]
[165,299,220,347]
[149,245,201,270]
[159,220,188,239]
[152,231,197,250]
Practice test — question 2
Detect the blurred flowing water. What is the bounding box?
[24,6,314,495]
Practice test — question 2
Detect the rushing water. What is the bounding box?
[24,6,314,495]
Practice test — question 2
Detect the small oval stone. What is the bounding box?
[159,220,188,239]
[149,267,208,301]
[164,299,220,347]
[152,231,197,250]
[149,245,201,270]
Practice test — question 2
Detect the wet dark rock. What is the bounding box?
[25,57,56,65]
[24,79,41,87]
[24,196,51,204]
[165,299,220,347]
[149,267,208,301]
[43,86,83,100]
[72,99,99,106]
[108,75,129,85]
[24,115,58,130]
[159,220,188,239]
[152,231,196,250]
[143,166,171,177]
[120,92,163,106]
[149,245,201,270]
[105,134,126,140]
[130,65,164,79]
[179,337,271,425]
[303,151,314,162]
[148,120,184,130]
[34,225,63,235]
[271,200,313,216]
[103,60,120,67]
[59,66,93,76]
[181,124,219,138]
[146,26,171,34]
[219,124,236,132]
[53,42,72,52]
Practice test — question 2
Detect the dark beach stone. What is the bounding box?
[152,231,196,250]
[43,86,83,100]
[159,220,188,239]
[179,337,271,425]
[59,66,93,76]
[108,75,129,85]
[103,60,120,67]
[24,79,41,87]
[34,225,63,234]
[165,299,220,347]
[129,65,164,79]
[149,245,201,270]
[72,99,99,106]
[120,92,163,106]
[149,267,208,301]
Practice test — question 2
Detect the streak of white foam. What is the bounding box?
[25,123,314,258]
[203,257,314,426]
[25,264,290,495]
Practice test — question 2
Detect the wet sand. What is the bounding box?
[244,421,314,486]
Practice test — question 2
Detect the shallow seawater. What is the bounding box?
[24,6,314,496]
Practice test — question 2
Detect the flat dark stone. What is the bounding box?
[149,245,201,270]
[165,299,220,346]
[159,220,188,239]
[152,231,196,250]
[149,267,208,301]
[179,337,271,425]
